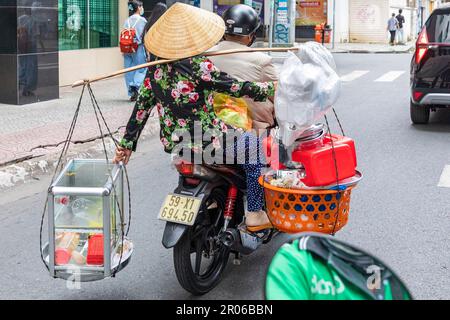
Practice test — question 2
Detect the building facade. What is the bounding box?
[59,0,127,86]
[0,1,59,105]
[59,0,265,86]
[3,0,449,105]
[328,0,450,44]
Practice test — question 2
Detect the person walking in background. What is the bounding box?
[142,2,167,61]
[122,1,147,102]
[396,9,406,45]
[387,13,398,46]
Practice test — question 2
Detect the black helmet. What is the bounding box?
[222,4,261,36]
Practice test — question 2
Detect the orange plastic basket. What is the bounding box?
[259,176,355,234]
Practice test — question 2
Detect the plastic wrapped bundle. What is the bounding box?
[275,42,341,146]
[213,93,253,131]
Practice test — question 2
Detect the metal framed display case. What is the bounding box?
[43,159,133,282]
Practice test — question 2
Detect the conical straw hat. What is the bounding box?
[144,3,225,60]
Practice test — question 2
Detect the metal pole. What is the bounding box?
[332,0,336,49]
[269,0,274,48]
[87,0,90,49]
[417,0,423,30]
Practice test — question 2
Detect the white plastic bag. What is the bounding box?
[275,42,341,146]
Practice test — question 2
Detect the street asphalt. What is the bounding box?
[0,53,449,300]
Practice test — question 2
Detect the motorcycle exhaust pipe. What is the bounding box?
[220,229,239,248]
[221,228,257,255]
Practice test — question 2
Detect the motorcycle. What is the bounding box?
[159,159,276,295]
[157,121,360,295]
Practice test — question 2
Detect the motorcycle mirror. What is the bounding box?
[265,233,412,300]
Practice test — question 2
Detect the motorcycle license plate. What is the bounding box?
[158,194,202,226]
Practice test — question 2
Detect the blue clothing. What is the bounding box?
[233,132,265,212]
[243,162,265,212]
[124,45,147,96]
[123,14,147,96]
[387,17,398,31]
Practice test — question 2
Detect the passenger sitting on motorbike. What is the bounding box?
[113,3,274,230]
[209,4,278,131]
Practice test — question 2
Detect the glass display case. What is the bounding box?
[43,159,133,281]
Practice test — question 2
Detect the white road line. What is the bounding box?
[374,71,406,82]
[438,165,450,188]
[340,70,370,82]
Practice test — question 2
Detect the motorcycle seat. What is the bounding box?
[201,164,247,191]
[203,164,243,175]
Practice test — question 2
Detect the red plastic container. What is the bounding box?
[87,234,104,265]
[291,134,357,187]
[55,249,72,265]
[264,134,357,187]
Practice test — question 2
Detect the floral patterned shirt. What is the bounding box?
[120,56,274,153]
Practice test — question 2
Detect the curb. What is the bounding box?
[272,48,413,62]
[0,118,160,190]
[330,48,414,54]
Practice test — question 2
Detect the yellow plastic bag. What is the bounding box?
[213,93,252,131]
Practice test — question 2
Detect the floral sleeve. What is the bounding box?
[120,76,155,151]
[192,57,275,102]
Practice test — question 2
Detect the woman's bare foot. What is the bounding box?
[246,210,272,232]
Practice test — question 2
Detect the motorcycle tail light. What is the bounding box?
[175,161,194,176]
[174,159,215,181]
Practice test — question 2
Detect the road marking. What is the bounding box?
[438,165,450,188]
[374,71,406,82]
[340,70,370,82]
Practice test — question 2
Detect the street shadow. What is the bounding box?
[411,108,450,133]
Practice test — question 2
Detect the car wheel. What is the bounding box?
[410,101,430,124]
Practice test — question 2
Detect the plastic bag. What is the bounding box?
[213,93,253,131]
[275,42,341,146]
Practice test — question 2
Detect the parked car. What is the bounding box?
[410,5,450,124]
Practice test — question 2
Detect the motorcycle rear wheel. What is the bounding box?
[173,189,231,295]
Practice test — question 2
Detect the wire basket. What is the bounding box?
[259,177,355,234]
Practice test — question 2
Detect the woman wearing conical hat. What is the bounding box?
[114,3,275,229]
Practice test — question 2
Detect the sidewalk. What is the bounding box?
[0,76,158,172]
[326,42,415,54]
[263,41,414,63]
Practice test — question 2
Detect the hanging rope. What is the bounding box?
[40,84,87,271]
[86,84,130,276]
[39,82,132,278]
[86,85,132,236]
[324,110,342,236]
[332,107,346,136]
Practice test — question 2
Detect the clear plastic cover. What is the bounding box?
[275,42,341,146]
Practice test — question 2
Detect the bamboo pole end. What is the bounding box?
[71,79,89,88]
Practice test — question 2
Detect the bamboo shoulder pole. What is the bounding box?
[71,46,299,88]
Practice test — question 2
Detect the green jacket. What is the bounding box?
[266,236,411,300]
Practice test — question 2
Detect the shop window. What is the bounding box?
[88,0,119,49]
[58,0,88,50]
[58,0,118,51]
[406,0,415,8]
[296,1,328,26]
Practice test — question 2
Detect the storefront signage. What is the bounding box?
[296,0,327,26]
[213,0,265,25]
[299,1,321,8]
[273,0,291,45]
